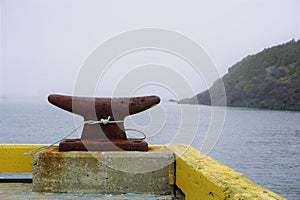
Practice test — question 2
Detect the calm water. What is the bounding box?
[0,99,299,199]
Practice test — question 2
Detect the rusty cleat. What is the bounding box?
[48,94,160,151]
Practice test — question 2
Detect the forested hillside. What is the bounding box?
[180,39,300,111]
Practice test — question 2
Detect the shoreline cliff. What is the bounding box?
[180,39,300,111]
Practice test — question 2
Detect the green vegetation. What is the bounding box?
[180,39,300,111]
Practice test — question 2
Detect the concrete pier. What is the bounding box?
[0,183,179,200]
[32,146,175,194]
[0,144,285,199]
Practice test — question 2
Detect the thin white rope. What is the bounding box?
[23,116,145,156]
[84,116,123,125]
[23,123,84,156]
[24,116,123,156]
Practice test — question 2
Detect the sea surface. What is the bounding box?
[0,99,299,199]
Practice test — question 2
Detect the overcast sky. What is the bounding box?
[1,0,299,100]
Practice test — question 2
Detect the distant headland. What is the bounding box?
[179,39,300,111]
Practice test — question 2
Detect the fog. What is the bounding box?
[1,0,299,100]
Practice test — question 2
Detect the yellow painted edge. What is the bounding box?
[0,144,49,172]
[0,143,286,200]
[0,144,164,173]
[166,144,286,200]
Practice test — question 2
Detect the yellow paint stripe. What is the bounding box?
[166,144,285,200]
[0,144,286,200]
[0,144,164,173]
[0,144,48,172]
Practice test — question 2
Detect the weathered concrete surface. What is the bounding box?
[1,144,285,199]
[167,144,285,200]
[0,183,181,200]
[32,146,175,194]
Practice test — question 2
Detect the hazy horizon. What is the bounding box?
[1,0,299,100]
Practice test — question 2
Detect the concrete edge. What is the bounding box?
[0,144,287,200]
[165,144,286,200]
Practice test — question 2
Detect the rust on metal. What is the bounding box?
[48,94,160,151]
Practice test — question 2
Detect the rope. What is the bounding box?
[84,116,123,125]
[23,116,145,156]
[23,123,84,156]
